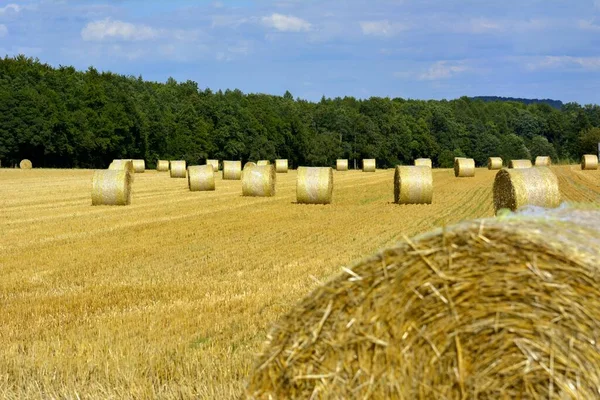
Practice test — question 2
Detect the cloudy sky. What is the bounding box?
[0,0,599,103]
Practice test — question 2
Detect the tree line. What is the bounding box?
[1,55,599,169]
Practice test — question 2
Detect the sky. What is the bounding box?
[0,0,599,104]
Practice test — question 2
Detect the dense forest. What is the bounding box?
[470,96,564,110]
[1,55,599,169]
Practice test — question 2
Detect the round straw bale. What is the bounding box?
[362,159,376,172]
[296,167,333,204]
[156,160,169,172]
[394,165,433,204]
[453,157,475,177]
[19,159,32,169]
[244,162,256,169]
[91,170,132,206]
[242,164,276,197]
[206,159,219,172]
[487,157,502,170]
[534,156,551,166]
[257,160,270,166]
[245,206,600,399]
[414,158,432,168]
[336,159,348,171]
[188,165,215,191]
[222,160,242,180]
[508,159,532,169]
[493,167,560,213]
[581,154,599,170]
[275,159,288,173]
[170,160,187,178]
[132,159,145,173]
[108,159,134,173]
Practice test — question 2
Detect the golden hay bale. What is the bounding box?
[257,160,270,166]
[394,166,433,204]
[275,159,289,173]
[91,170,132,206]
[108,159,134,173]
[414,158,432,168]
[188,165,215,191]
[534,156,551,166]
[19,159,32,169]
[453,157,475,177]
[222,160,242,180]
[487,157,503,170]
[244,162,256,169]
[170,160,187,178]
[245,206,600,399]
[296,167,333,204]
[508,159,532,169]
[336,159,348,171]
[156,160,169,172]
[206,159,219,172]
[493,167,560,213]
[132,159,145,173]
[581,154,599,170]
[362,159,376,172]
[242,164,276,197]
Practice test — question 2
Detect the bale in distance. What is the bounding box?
[222,160,242,180]
[188,165,215,191]
[362,159,376,172]
[453,157,475,177]
[394,166,433,204]
[581,154,599,170]
[508,159,532,169]
[296,167,333,204]
[275,159,288,173]
[242,164,276,197]
[534,156,551,166]
[206,159,219,172]
[257,160,270,166]
[414,158,432,168]
[493,167,560,213]
[335,159,348,171]
[91,170,132,206]
[19,159,32,169]
[108,159,134,174]
[487,157,503,170]
[132,159,145,173]
[244,162,256,169]
[245,206,600,399]
[170,160,187,178]
[156,160,169,172]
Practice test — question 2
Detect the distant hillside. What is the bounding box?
[470,96,563,109]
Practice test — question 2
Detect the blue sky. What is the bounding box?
[0,0,599,104]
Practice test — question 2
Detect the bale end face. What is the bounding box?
[19,159,32,169]
[91,170,132,206]
[296,167,333,204]
[394,166,433,204]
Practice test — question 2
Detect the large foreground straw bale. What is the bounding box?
[362,159,376,172]
[91,170,132,206]
[414,158,432,168]
[170,160,187,178]
[19,159,32,169]
[188,165,215,191]
[108,159,134,174]
[132,159,145,173]
[246,206,600,399]
[534,156,551,166]
[257,160,270,166]
[394,166,433,204]
[275,159,288,173]
[242,164,276,197]
[156,160,169,172]
[487,157,502,170]
[206,159,219,172]
[509,159,532,169]
[453,157,475,177]
[493,167,560,213]
[296,167,333,204]
[222,160,242,180]
[336,159,348,171]
[581,154,598,170]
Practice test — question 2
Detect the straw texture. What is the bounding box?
[91,170,132,206]
[362,159,376,172]
[394,166,433,204]
[275,159,289,173]
[453,158,475,177]
[257,160,270,166]
[296,167,333,204]
[242,164,276,197]
[206,159,219,172]
[132,159,145,173]
[336,159,348,171]
[487,157,503,170]
[535,156,551,166]
[222,160,242,180]
[581,154,598,170]
[493,167,560,213]
[509,159,532,169]
[170,160,187,178]
[414,158,432,168]
[19,159,32,169]
[188,165,215,191]
[246,206,600,399]
[156,160,169,172]
[108,159,134,174]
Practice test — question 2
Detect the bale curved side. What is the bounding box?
[453,158,475,177]
[19,159,32,169]
[296,167,333,204]
[156,160,169,172]
[132,159,145,173]
[188,165,215,191]
[257,160,270,166]
[222,160,242,180]
[336,159,348,171]
[362,159,376,172]
[414,158,432,168]
[487,157,502,170]
[508,159,532,169]
[493,167,560,213]
[275,159,288,173]
[91,170,132,206]
[581,154,598,170]
[206,159,219,172]
[108,159,134,174]
[170,160,187,178]
[245,207,600,399]
[394,166,433,204]
[534,156,551,166]
[242,165,276,197]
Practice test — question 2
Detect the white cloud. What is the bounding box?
[527,56,600,71]
[0,24,7,37]
[418,61,468,80]
[81,18,159,41]
[359,20,409,37]
[0,4,20,15]
[261,13,311,32]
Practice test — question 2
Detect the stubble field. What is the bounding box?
[1,165,598,399]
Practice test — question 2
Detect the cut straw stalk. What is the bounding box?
[206,159,219,172]
[245,206,600,399]
[362,159,376,172]
[508,159,532,169]
[336,159,348,171]
[91,170,132,206]
[414,158,432,168]
[19,159,32,169]
[582,154,599,170]
[222,160,242,180]
[296,167,333,204]
[170,160,187,178]
[156,160,169,172]
[257,160,270,166]
[188,165,215,191]
[534,156,551,166]
[493,167,560,213]
[275,159,288,173]
[453,158,475,177]
[132,159,145,173]
[487,157,502,170]
[394,166,433,204]
[242,164,276,197]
